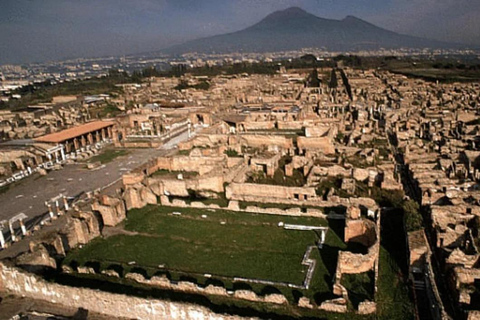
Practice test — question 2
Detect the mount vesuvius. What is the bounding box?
[164,7,464,55]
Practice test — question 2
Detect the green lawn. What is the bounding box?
[65,205,345,298]
[88,149,129,164]
[376,246,414,319]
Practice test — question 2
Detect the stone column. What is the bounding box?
[101,128,106,140]
[87,133,94,145]
[63,196,69,211]
[8,221,15,242]
[95,131,101,143]
[60,147,66,161]
[0,228,5,248]
[46,202,54,218]
[73,138,80,151]
[19,219,27,236]
[81,135,87,147]
[65,141,72,153]
[107,126,113,138]
[55,200,61,216]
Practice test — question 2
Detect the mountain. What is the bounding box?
[163,7,461,55]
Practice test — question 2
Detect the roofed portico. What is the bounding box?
[34,121,115,154]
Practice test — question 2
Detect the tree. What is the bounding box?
[306,68,321,87]
[403,200,422,232]
[329,69,338,89]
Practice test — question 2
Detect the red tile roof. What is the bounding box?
[34,121,114,143]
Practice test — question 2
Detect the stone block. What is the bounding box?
[150,276,172,288]
[77,266,95,274]
[16,244,57,272]
[298,297,314,309]
[264,294,288,304]
[285,163,294,177]
[123,172,145,185]
[124,187,145,210]
[358,301,376,314]
[347,206,361,220]
[177,281,197,292]
[204,285,228,296]
[353,168,369,181]
[319,298,347,313]
[140,186,157,205]
[125,272,146,283]
[227,200,240,210]
[234,290,260,302]
[101,269,120,278]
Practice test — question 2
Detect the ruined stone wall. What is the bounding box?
[446,249,479,269]
[156,156,173,171]
[123,172,145,185]
[163,155,225,175]
[332,216,380,314]
[226,157,244,168]
[157,179,190,197]
[0,150,36,167]
[226,183,317,202]
[297,137,335,154]
[125,155,227,187]
[124,183,158,210]
[91,194,126,227]
[0,263,254,320]
[234,203,324,218]
[347,197,377,210]
[276,121,303,130]
[344,219,377,247]
[336,243,379,275]
[453,267,480,288]
[227,161,249,183]
[178,134,229,150]
[123,157,162,185]
[224,183,378,211]
[158,197,326,218]
[243,121,275,131]
[122,272,287,306]
[193,175,225,193]
[71,267,288,307]
[63,211,101,248]
[308,165,352,179]
[304,126,330,138]
[229,135,293,150]
[120,141,163,148]
[148,174,225,197]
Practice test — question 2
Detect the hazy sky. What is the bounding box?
[1,0,479,65]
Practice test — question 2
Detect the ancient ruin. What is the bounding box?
[1,63,479,320]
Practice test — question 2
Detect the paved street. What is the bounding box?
[0,129,194,224]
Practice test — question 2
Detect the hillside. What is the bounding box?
[164,7,460,55]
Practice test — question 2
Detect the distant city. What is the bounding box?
[2,47,479,99]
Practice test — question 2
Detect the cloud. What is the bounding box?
[367,0,480,45]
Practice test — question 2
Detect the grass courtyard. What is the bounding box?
[64,205,347,303]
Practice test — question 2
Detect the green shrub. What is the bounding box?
[224,149,239,157]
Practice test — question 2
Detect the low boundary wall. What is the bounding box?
[0,262,253,320]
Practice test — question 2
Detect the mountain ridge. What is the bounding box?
[163,6,464,55]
